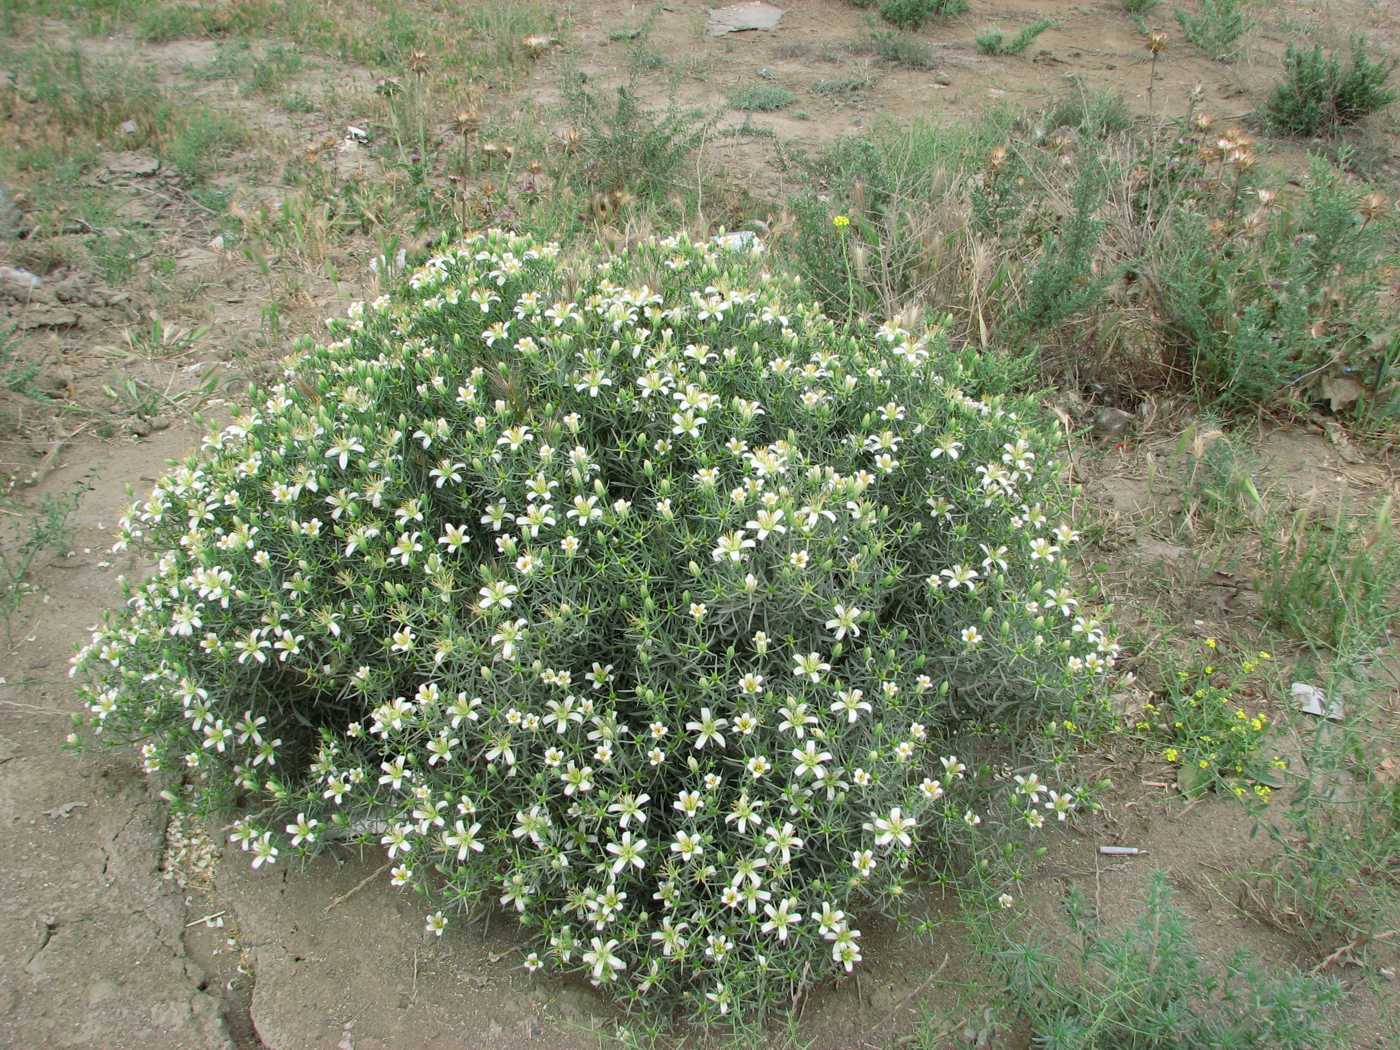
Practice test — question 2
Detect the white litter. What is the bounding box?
[1292,681,1343,721]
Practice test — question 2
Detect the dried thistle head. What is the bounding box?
[1194,112,1214,131]
[1361,191,1388,221]
[1147,32,1168,55]
[560,127,581,154]
[1255,188,1277,208]
[523,34,555,57]
[454,108,480,137]
[409,49,430,77]
[987,145,1008,173]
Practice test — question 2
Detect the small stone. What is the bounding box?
[15,306,80,330]
[1092,406,1135,437]
[208,235,225,251]
[117,119,139,136]
[0,264,42,295]
[107,152,161,177]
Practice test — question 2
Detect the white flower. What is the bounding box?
[761,898,802,942]
[866,807,915,849]
[605,831,648,874]
[582,937,626,983]
[825,603,863,640]
[685,707,728,750]
[792,651,830,683]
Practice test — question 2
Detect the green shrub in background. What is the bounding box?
[779,109,1400,423]
[869,0,968,31]
[72,230,1112,1020]
[1175,0,1250,62]
[1262,38,1397,136]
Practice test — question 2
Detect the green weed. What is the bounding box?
[165,108,245,182]
[561,75,708,201]
[1262,38,1397,136]
[1043,86,1133,136]
[991,871,1346,1048]
[729,84,795,112]
[861,28,941,70]
[1258,498,1399,653]
[872,0,967,32]
[1123,0,1159,13]
[976,19,1055,57]
[0,478,89,643]
[1175,0,1250,62]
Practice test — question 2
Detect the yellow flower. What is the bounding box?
[1205,638,1217,650]
[1258,650,1271,660]
[833,215,850,229]
[1253,784,1272,802]
[1164,747,1179,762]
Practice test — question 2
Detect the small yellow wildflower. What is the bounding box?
[1205,638,1217,650]
[833,215,850,229]
[1164,747,1179,763]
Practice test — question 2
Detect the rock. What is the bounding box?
[707,2,785,36]
[117,118,139,137]
[0,264,43,297]
[1092,406,1135,437]
[127,415,171,438]
[15,306,80,330]
[1134,539,1187,562]
[106,152,161,177]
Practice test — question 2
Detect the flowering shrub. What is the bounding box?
[72,230,1115,1019]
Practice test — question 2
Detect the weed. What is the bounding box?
[0,325,48,405]
[1255,649,1400,955]
[1135,643,1281,802]
[860,29,941,71]
[1123,0,1159,13]
[0,478,89,643]
[1175,0,1250,62]
[812,73,874,99]
[1258,497,1399,653]
[976,19,1055,57]
[1262,38,1397,136]
[165,108,245,183]
[991,871,1346,1047]
[561,75,708,202]
[1043,86,1133,136]
[123,317,211,360]
[247,45,304,95]
[876,0,967,32]
[729,84,795,112]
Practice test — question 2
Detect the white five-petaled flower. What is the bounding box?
[582,937,626,983]
[686,707,728,750]
[867,807,915,849]
[605,831,648,874]
[825,603,863,640]
[792,651,831,683]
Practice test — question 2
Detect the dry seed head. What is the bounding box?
[1147,32,1168,55]
[409,49,430,76]
[560,127,581,154]
[454,109,480,137]
[1361,191,1388,221]
[523,34,555,56]
[1255,188,1277,208]
[1194,112,1214,131]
